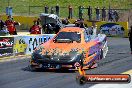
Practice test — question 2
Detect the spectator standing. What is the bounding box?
[79,6,83,20]
[95,7,100,20]
[29,20,42,34]
[68,5,73,19]
[102,7,106,21]
[55,5,60,16]
[113,10,119,22]
[5,15,20,35]
[45,5,49,13]
[88,6,92,21]
[108,9,113,22]
[111,10,115,21]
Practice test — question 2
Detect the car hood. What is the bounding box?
[35,40,88,56]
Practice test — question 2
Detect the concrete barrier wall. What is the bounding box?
[0,34,55,58]
[0,36,14,57]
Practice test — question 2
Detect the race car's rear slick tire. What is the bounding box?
[100,49,103,60]
[88,61,97,69]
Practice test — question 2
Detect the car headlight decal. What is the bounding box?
[74,62,80,67]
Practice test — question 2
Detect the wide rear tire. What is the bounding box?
[100,49,103,60]
[29,65,38,72]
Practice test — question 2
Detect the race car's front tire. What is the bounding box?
[76,75,86,85]
[88,61,98,69]
[29,65,38,72]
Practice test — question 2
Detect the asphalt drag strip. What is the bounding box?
[0,37,132,88]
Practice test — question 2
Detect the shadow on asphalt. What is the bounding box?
[21,66,76,73]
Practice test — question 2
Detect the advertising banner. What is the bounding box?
[99,23,125,37]
[82,20,128,37]
[96,22,128,37]
[13,34,55,55]
[0,37,14,57]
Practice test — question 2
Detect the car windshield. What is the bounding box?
[54,32,81,43]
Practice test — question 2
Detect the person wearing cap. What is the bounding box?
[128,26,132,54]
[5,15,19,35]
[29,20,42,34]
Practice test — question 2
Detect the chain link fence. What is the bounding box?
[0,0,131,22]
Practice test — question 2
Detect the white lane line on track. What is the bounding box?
[122,70,132,74]
[89,70,132,88]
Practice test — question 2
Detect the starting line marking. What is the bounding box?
[122,70,132,74]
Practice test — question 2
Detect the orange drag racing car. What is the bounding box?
[30,27,108,71]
